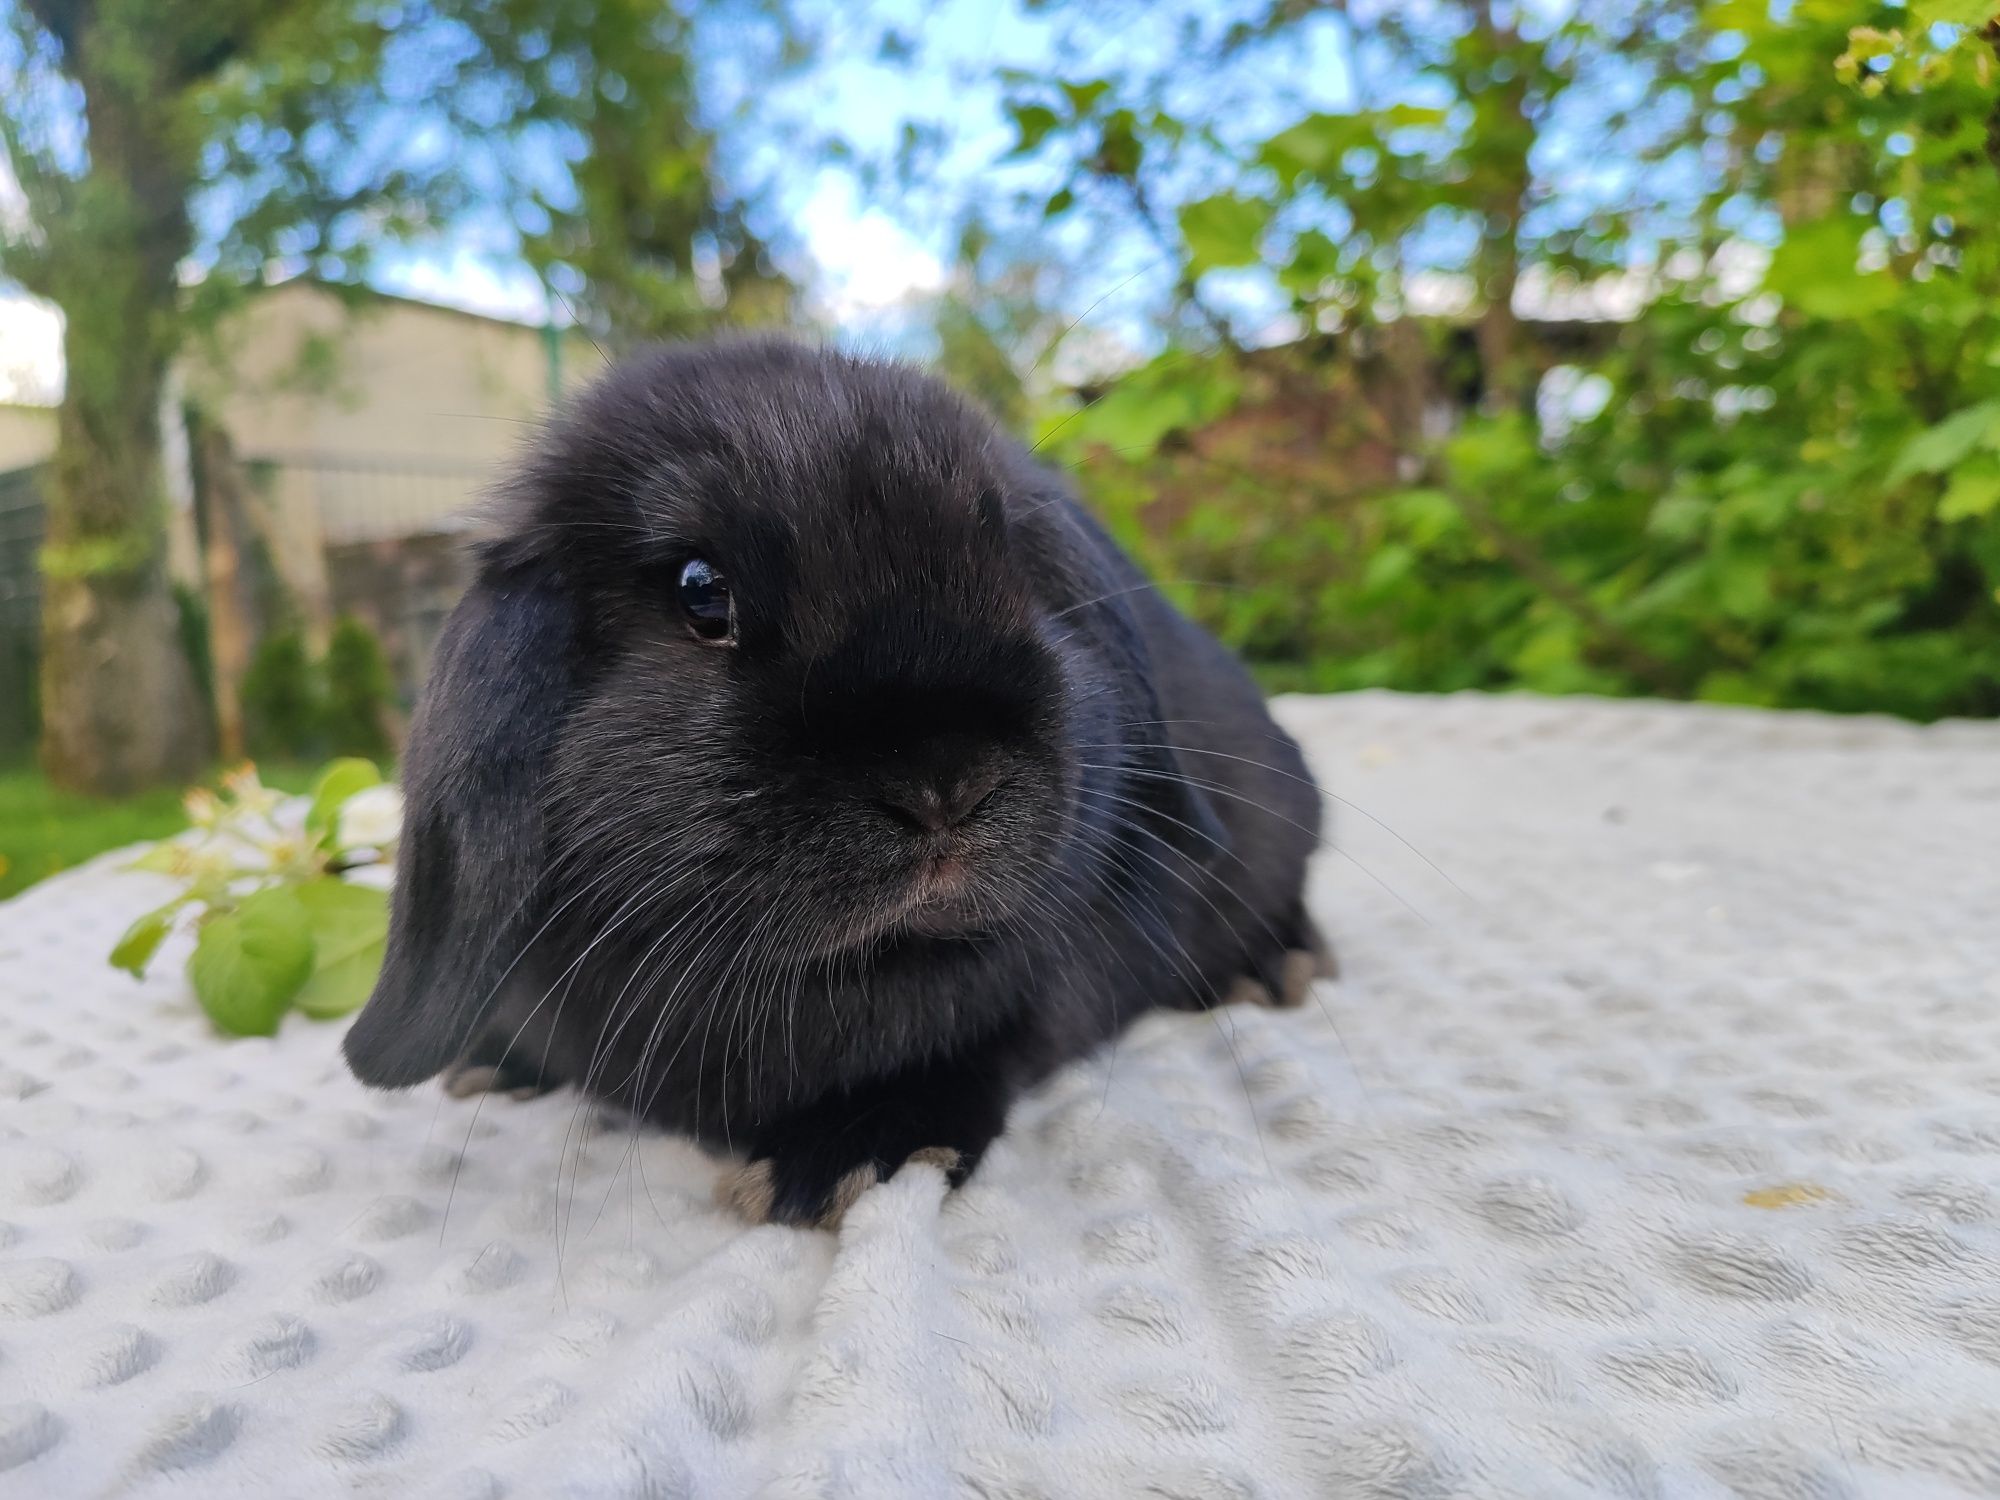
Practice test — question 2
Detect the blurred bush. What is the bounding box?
[242,619,395,763]
[322,619,395,762]
[993,0,2000,720]
[241,631,321,763]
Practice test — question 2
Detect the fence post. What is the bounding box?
[188,414,254,763]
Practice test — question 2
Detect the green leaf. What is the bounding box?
[1713,550,1774,620]
[1059,78,1111,115]
[1069,383,1190,457]
[1695,670,1780,707]
[1043,186,1075,219]
[1179,193,1271,273]
[1648,494,1710,542]
[188,887,314,1037]
[1444,415,1538,487]
[1910,0,1997,27]
[1378,104,1448,130]
[1766,218,1900,319]
[1938,461,2000,522]
[1260,113,1358,180]
[1510,619,1586,682]
[1279,229,1343,299]
[1706,0,1779,35]
[1060,358,1242,460]
[1363,544,1416,593]
[1889,401,2000,483]
[292,879,390,1019]
[1095,110,1143,177]
[1388,488,1463,545]
[306,758,384,841]
[110,901,181,978]
[1006,103,1061,157]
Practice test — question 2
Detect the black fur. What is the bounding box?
[343,338,1324,1225]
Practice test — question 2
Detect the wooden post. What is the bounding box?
[189,414,251,763]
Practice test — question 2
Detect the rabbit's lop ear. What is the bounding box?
[342,561,578,1089]
[1052,496,1231,868]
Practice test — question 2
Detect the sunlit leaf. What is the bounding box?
[1259,113,1360,180]
[292,879,390,1019]
[189,888,314,1037]
[1910,0,1998,28]
[1938,461,2000,522]
[1006,102,1061,157]
[1766,218,1900,319]
[305,757,384,842]
[1279,228,1343,299]
[1889,401,2000,484]
[1648,495,1710,543]
[1095,110,1143,176]
[1696,671,1781,706]
[1060,78,1111,115]
[1180,193,1271,273]
[110,901,181,978]
[1713,551,1774,620]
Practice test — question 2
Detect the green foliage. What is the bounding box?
[1008,0,2000,721]
[291,878,391,1019]
[1179,194,1271,274]
[513,0,799,342]
[189,887,316,1038]
[241,629,320,761]
[305,757,385,841]
[109,761,397,1037]
[321,617,393,761]
[241,617,397,761]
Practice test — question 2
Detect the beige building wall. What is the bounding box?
[185,281,607,537]
[3,284,607,670]
[7,279,607,490]
[180,282,607,642]
[0,403,55,472]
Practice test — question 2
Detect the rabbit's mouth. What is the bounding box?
[899,852,984,935]
[809,842,1015,951]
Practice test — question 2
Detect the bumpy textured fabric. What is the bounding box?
[3,690,1999,1499]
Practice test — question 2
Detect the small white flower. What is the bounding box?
[337,784,405,850]
[221,764,284,818]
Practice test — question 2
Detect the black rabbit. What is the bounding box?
[343,338,1327,1228]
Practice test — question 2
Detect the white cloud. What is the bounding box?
[371,247,554,326]
[794,174,948,325]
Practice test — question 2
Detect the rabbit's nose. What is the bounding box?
[877,767,1005,834]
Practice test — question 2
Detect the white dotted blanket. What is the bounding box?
[3,691,1999,1498]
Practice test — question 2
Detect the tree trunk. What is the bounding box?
[1471,0,1532,417]
[38,367,210,795]
[33,16,209,794]
[190,415,252,764]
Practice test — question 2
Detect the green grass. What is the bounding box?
[0,762,315,901]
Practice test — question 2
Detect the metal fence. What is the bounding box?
[245,451,493,546]
[0,466,44,754]
[0,454,491,755]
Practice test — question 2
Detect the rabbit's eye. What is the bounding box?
[678,557,733,641]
